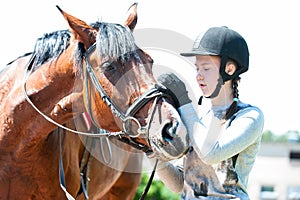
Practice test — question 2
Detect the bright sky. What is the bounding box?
[1,0,299,135]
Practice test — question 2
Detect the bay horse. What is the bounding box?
[0,4,189,200]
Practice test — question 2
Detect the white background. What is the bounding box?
[1,0,299,135]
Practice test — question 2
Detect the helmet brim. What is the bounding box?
[180,48,219,57]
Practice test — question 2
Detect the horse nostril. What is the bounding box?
[162,121,178,142]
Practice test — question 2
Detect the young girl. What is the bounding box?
[152,26,264,199]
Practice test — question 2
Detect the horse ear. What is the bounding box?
[56,5,97,48]
[124,3,138,31]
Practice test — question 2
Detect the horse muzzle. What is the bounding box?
[147,100,189,162]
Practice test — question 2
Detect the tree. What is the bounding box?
[261,130,275,142]
[261,130,300,143]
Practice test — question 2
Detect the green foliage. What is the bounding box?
[262,130,275,142]
[275,134,288,143]
[134,173,180,200]
[262,130,300,143]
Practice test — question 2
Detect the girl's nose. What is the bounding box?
[196,72,204,81]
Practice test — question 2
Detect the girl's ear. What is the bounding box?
[225,62,237,76]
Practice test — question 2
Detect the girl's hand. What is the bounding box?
[157,73,192,107]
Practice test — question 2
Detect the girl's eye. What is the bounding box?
[196,66,209,72]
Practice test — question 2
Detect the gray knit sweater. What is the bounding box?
[153,102,264,199]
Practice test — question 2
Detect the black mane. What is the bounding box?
[33,30,71,69]
[4,21,137,74]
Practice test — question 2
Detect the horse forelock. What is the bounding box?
[95,22,138,64]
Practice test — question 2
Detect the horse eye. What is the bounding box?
[102,62,110,69]
[101,62,116,72]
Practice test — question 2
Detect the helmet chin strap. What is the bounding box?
[198,77,224,105]
[207,76,224,98]
[198,56,227,105]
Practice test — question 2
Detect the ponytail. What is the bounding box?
[223,77,241,120]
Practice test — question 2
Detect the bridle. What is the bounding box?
[22,43,177,153]
[83,43,174,153]
[21,43,176,200]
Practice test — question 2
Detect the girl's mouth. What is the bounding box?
[199,83,206,89]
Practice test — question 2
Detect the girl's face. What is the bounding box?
[195,55,221,97]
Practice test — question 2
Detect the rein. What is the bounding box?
[22,54,117,138]
[22,51,167,200]
[22,52,151,143]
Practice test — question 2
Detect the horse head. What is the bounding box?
[57,4,189,161]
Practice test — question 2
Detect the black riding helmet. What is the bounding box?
[181,26,249,98]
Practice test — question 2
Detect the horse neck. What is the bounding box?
[29,45,84,118]
[1,47,84,142]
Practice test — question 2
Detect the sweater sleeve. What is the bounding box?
[178,103,222,159]
[178,103,264,165]
[147,158,184,193]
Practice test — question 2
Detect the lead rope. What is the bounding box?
[139,158,158,200]
[59,131,76,200]
[79,136,92,200]
[82,113,113,166]
[98,129,113,165]
[83,137,96,200]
